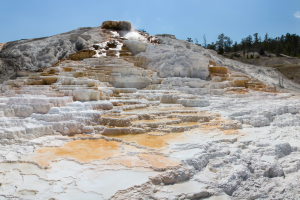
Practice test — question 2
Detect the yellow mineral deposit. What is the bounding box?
[108,132,186,149]
[173,112,215,116]
[25,139,122,166]
[170,122,201,126]
[107,156,150,167]
[223,130,240,135]
[133,118,180,123]
[102,115,133,118]
[124,107,197,113]
[147,132,168,135]
[139,154,181,168]
[67,134,103,138]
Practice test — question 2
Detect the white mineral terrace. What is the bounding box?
[1,25,300,200]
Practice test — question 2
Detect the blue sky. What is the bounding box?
[1,0,299,44]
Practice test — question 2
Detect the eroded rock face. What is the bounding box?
[137,44,210,79]
[101,20,132,31]
[0,27,106,83]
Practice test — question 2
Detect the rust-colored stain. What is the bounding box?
[123,107,197,113]
[108,132,186,149]
[67,134,102,138]
[169,122,201,126]
[25,139,122,166]
[223,130,240,135]
[200,124,241,135]
[147,132,167,135]
[133,118,179,123]
[102,115,134,118]
[107,156,150,167]
[173,113,216,116]
[139,154,180,168]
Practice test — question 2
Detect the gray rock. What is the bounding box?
[274,142,292,158]
[250,116,270,127]
[0,27,105,83]
[177,99,210,107]
[137,44,210,79]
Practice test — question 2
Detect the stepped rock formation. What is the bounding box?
[1,21,300,199]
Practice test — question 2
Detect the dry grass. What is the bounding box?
[266,64,300,83]
[223,52,300,84]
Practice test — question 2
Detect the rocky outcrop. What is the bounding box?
[0,27,106,83]
[137,44,210,79]
[69,49,97,61]
[101,20,132,31]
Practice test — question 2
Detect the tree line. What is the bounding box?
[189,33,300,57]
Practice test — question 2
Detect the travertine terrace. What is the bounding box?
[1,21,300,199]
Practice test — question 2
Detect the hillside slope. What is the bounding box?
[1,25,300,93]
[223,53,300,85]
[0,26,106,83]
[141,36,300,92]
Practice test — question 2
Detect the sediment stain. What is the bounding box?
[25,139,122,166]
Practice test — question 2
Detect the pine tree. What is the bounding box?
[217,33,225,54]
[253,33,259,50]
[233,41,238,52]
[284,42,292,56]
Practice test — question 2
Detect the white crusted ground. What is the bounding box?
[1,22,300,200]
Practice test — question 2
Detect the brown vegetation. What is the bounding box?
[224,52,300,84]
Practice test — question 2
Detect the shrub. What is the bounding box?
[186,37,193,42]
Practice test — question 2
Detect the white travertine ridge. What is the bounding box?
[1,21,300,199]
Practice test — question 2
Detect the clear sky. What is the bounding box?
[1,0,299,44]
